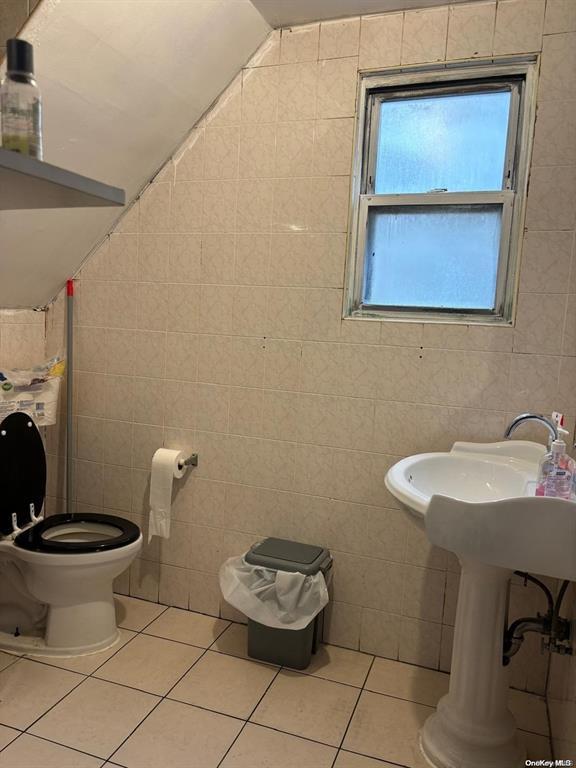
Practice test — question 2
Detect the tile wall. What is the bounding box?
[548,582,576,759]
[34,0,575,724]
[0,309,45,369]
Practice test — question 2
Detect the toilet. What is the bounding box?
[0,411,142,656]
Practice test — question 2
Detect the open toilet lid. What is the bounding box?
[0,412,46,535]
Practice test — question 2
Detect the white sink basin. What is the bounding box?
[385,439,576,583]
[384,439,576,768]
[385,440,544,517]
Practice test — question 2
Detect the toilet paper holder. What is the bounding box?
[178,453,199,469]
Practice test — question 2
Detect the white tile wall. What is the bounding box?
[547,586,576,759]
[0,0,567,718]
[0,310,46,369]
[536,2,576,750]
[446,2,496,60]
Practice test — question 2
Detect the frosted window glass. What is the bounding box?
[374,91,511,194]
[363,206,502,309]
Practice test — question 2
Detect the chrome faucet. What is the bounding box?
[504,413,558,447]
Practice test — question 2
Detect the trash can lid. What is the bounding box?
[245,537,331,575]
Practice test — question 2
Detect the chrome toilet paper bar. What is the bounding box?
[178,453,199,469]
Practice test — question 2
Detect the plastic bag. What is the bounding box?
[0,356,64,426]
[219,555,329,631]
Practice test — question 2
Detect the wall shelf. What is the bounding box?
[0,147,125,210]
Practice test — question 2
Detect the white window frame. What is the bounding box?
[345,58,538,325]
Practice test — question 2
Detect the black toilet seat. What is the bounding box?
[0,413,140,555]
[15,513,141,554]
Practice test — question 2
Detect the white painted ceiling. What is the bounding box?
[252,0,474,27]
[0,0,479,308]
[0,0,270,308]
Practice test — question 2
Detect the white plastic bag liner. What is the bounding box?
[0,356,64,426]
[219,555,329,631]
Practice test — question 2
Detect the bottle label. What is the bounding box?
[1,90,42,159]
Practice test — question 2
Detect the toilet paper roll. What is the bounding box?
[148,448,187,543]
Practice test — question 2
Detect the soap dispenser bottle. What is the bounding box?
[536,417,574,499]
[0,39,43,159]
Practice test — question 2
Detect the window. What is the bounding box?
[346,60,537,323]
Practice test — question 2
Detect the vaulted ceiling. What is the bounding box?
[0,0,476,308]
[253,0,473,27]
[0,0,270,307]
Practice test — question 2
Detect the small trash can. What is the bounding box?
[244,537,332,669]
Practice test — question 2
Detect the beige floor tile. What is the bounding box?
[365,657,449,707]
[112,699,243,768]
[220,723,337,768]
[509,689,548,736]
[522,730,553,759]
[94,633,203,695]
[210,622,251,659]
[29,678,159,759]
[31,629,136,675]
[144,607,229,648]
[251,671,360,747]
[0,652,18,673]
[303,644,373,687]
[0,734,104,767]
[169,650,277,718]
[0,659,82,729]
[343,690,432,768]
[0,724,19,750]
[114,595,166,631]
[334,751,398,767]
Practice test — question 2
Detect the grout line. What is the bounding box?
[0,726,21,755]
[277,664,371,692]
[352,687,433,711]
[21,631,139,677]
[339,745,412,768]
[106,645,213,764]
[228,717,343,752]
[0,653,22,674]
[215,665,283,767]
[21,665,88,734]
[128,628,221,652]
[332,651,413,768]
[8,730,112,763]
[542,646,556,762]
[335,655,375,756]
[359,650,375,690]
[103,601,239,764]
[160,694,247,724]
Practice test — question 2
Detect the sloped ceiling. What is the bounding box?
[252,0,474,27]
[0,0,270,308]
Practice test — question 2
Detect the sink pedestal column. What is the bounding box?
[420,559,525,768]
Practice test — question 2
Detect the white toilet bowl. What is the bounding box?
[0,517,141,655]
[0,411,142,657]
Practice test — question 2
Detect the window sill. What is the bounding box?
[344,309,514,326]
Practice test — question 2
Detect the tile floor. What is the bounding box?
[0,596,553,768]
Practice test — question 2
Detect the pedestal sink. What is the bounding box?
[385,440,576,768]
